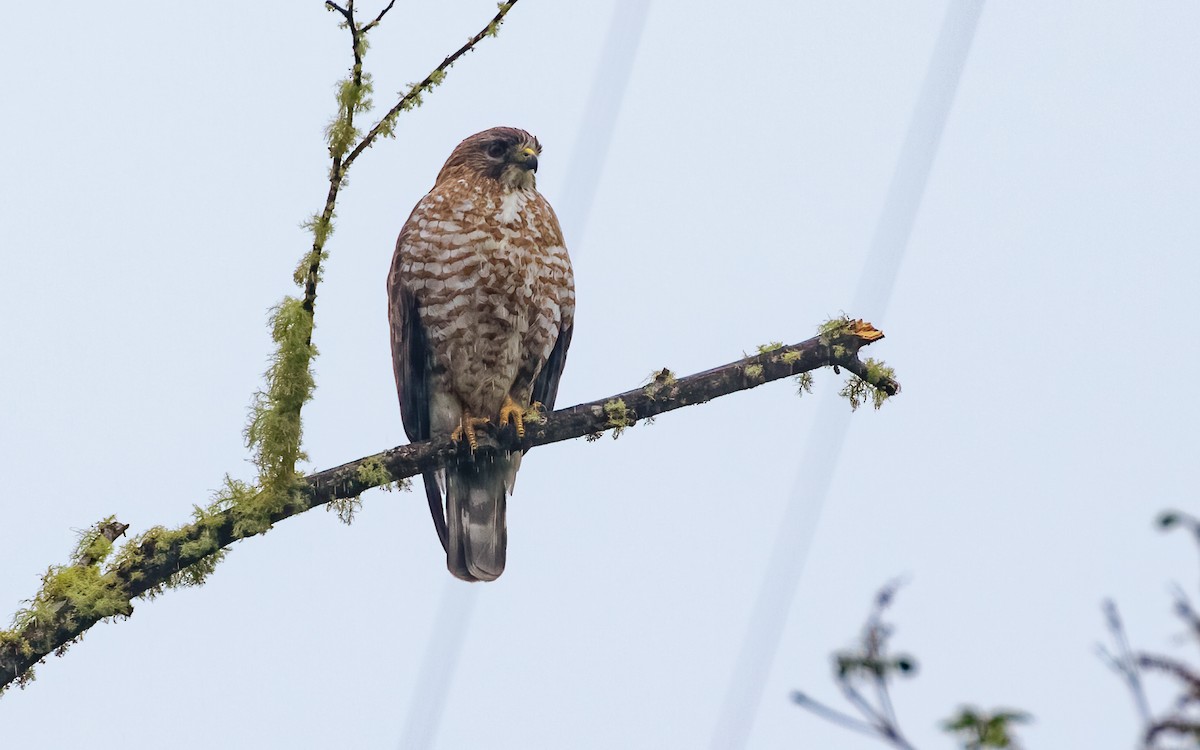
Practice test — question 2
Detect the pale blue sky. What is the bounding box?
[2,2,1199,748]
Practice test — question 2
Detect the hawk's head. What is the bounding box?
[435,126,542,190]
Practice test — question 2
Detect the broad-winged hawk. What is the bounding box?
[388,127,574,581]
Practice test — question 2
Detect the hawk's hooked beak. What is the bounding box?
[512,146,538,172]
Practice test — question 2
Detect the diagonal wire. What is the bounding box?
[707,2,986,748]
[396,1,652,747]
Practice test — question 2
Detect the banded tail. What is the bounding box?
[441,452,520,582]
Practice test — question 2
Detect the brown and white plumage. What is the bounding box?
[388,127,574,581]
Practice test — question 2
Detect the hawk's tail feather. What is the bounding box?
[445,453,517,582]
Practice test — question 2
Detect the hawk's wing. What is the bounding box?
[530,199,574,413]
[388,232,449,549]
[531,323,572,412]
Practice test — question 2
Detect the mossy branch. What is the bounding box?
[0,0,528,699]
[0,318,895,693]
[275,0,520,498]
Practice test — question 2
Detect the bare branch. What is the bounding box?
[791,691,881,738]
[796,578,919,750]
[324,1,351,22]
[1139,654,1200,699]
[1098,599,1153,726]
[1146,717,1200,746]
[362,0,396,32]
[0,321,896,692]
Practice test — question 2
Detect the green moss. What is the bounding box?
[781,351,803,365]
[243,296,316,533]
[325,72,375,160]
[102,480,244,601]
[355,457,394,488]
[293,243,331,286]
[70,516,123,567]
[38,566,130,622]
[862,357,896,388]
[0,527,135,689]
[756,342,784,354]
[744,364,764,380]
[123,519,229,600]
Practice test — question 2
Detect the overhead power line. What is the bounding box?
[708,3,986,748]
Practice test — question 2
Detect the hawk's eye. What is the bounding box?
[486,141,507,159]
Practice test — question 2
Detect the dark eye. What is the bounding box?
[487,141,507,158]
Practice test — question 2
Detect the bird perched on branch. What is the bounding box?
[388,127,575,581]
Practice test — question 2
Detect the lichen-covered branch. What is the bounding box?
[251,0,520,529]
[0,0,524,698]
[0,317,897,693]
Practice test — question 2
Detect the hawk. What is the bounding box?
[388,127,575,582]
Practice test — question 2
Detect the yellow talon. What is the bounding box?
[498,395,526,439]
[450,414,490,451]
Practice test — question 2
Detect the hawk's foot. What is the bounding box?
[451,414,491,452]
[498,394,527,440]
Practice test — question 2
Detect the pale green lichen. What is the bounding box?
[744,364,764,380]
[326,72,375,160]
[0,520,137,691]
[756,342,784,354]
[328,458,412,524]
[328,496,362,525]
[355,457,395,489]
[643,368,677,400]
[241,296,316,536]
[105,479,245,601]
[818,315,853,344]
[795,372,814,396]
[862,358,895,388]
[3,3,523,696]
[523,401,549,427]
[603,398,632,438]
[781,350,803,365]
[839,358,896,411]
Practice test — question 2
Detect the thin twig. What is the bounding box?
[0,322,896,691]
[343,1,520,168]
[362,0,396,32]
[795,579,918,750]
[324,2,351,22]
[791,691,881,738]
[1099,599,1153,726]
[302,0,519,333]
[1146,717,1200,746]
[839,681,889,732]
[1139,654,1200,698]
